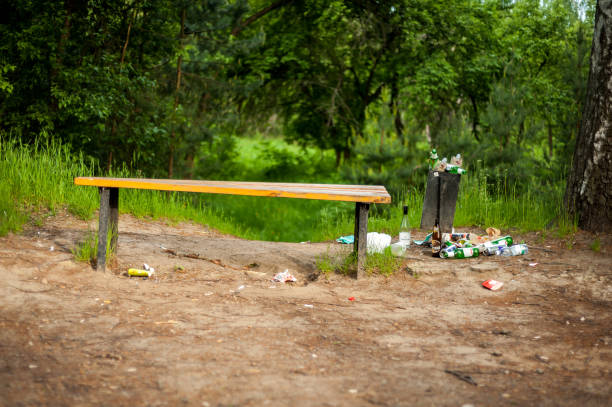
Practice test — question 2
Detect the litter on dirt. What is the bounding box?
[444,369,478,386]
[413,232,432,246]
[482,279,504,291]
[367,232,391,253]
[128,268,154,277]
[336,235,354,244]
[154,320,179,325]
[273,269,297,283]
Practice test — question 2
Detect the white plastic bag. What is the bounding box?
[366,232,391,254]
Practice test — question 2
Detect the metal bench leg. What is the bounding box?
[97,187,119,272]
[353,202,369,278]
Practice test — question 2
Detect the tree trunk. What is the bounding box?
[564,0,612,232]
[120,4,138,69]
[470,94,480,142]
[168,8,186,179]
[547,121,553,159]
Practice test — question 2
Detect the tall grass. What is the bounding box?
[453,162,570,232]
[0,137,572,243]
[0,139,98,234]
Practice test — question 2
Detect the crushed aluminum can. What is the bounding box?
[128,268,154,277]
[482,279,504,291]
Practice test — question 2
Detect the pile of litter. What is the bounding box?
[428,149,467,174]
[415,227,528,259]
[338,227,528,260]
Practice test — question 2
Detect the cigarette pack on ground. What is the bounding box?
[482,279,504,291]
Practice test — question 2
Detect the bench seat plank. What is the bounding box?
[74,177,391,203]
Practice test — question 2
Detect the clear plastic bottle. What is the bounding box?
[480,239,510,255]
[499,244,528,256]
[399,205,411,248]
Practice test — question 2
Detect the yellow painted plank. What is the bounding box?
[74,177,391,203]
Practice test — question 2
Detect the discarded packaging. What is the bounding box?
[273,269,297,283]
[367,232,391,254]
[433,159,447,172]
[442,232,471,242]
[486,227,501,237]
[498,244,528,256]
[482,279,504,291]
[336,235,354,244]
[413,233,432,246]
[482,244,507,256]
[348,297,355,301]
[128,268,154,277]
[480,239,509,255]
[450,154,463,167]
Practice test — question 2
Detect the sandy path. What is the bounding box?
[0,213,610,406]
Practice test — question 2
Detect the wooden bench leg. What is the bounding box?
[353,202,369,278]
[97,187,119,272]
[109,187,119,254]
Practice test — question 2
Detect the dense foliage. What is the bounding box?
[1,0,595,195]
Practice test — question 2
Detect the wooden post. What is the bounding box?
[109,187,119,256]
[353,202,369,278]
[97,187,110,272]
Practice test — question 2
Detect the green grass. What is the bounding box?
[71,227,117,266]
[452,161,572,233]
[590,237,601,253]
[71,230,99,265]
[1,137,573,250]
[315,246,402,276]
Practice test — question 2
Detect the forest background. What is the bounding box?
[0,0,597,243]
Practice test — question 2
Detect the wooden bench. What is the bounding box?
[74,177,391,277]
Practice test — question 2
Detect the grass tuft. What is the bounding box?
[590,237,601,253]
[71,228,117,267]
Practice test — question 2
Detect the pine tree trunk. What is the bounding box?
[564,0,612,232]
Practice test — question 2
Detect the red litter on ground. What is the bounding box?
[482,279,504,291]
[348,297,355,301]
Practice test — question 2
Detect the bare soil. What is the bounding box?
[1,212,611,406]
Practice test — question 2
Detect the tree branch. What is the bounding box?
[231,0,294,36]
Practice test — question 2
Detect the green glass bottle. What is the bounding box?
[441,246,480,259]
[428,149,439,170]
[489,236,513,246]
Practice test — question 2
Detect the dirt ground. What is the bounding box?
[0,211,611,407]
